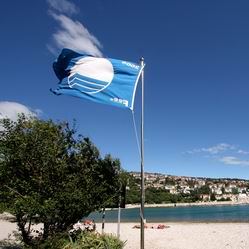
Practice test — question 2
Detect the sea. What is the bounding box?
[88,204,249,222]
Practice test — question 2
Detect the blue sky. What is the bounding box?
[1,0,249,179]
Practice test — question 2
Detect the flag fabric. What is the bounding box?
[51,48,144,110]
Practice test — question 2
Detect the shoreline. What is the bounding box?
[98,202,249,223]
[123,200,249,209]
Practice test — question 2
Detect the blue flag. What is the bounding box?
[51,49,144,110]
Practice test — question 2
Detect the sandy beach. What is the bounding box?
[96,222,249,249]
[1,218,249,249]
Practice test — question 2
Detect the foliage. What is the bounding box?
[0,240,22,249]
[145,188,172,204]
[0,115,121,246]
[20,231,125,249]
[125,174,140,204]
[124,174,203,204]
[210,193,216,201]
[145,188,200,204]
[198,185,211,195]
[232,187,239,195]
[164,177,176,185]
[221,187,225,194]
[0,202,8,213]
[217,197,231,202]
[22,232,69,249]
[63,232,125,249]
[180,192,201,202]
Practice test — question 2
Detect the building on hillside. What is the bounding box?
[165,185,177,194]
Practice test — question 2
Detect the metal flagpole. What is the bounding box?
[117,201,121,238]
[140,57,145,249]
[101,207,105,234]
[117,181,121,238]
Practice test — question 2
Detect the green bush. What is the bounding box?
[63,232,126,249]
[22,232,125,249]
[217,197,231,202]
[22,233,68,249]
[0,240,22,249]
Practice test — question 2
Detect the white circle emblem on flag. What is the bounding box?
[68,57,114,94]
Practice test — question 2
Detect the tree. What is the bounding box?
[0,116,120,246]
[125,174,140,204]
[198,185,211,195]
[165,177,175,185]
[232,187,239,195]
[221,186,225,194]
[210,193,216,201]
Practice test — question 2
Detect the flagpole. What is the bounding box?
[117,180,121,238]
[140,57,145,249]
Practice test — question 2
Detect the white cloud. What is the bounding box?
[187,143,236,155]
[237,149,249,155]
[49,13,102,57]
[0,101,39,121]
[47,0,103,57]
[186,143,249,167]
[47,0,78,15]
[219,156,249,167]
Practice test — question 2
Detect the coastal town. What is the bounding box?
[130,171,249,203]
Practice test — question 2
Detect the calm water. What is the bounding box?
[88,204,249,222]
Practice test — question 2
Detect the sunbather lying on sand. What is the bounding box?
[132,224,170,229]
